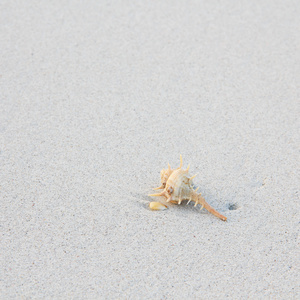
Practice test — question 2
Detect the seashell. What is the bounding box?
[149,202,168,211]
[149,156,227,221]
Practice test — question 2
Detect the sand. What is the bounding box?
[1,1,299,298]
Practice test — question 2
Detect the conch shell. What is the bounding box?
[149,156,227,221]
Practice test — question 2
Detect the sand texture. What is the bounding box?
[1,1,299,299]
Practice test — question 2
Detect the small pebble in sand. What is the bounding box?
[149,202,168,211]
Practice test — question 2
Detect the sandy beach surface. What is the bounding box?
[1,1,299,299]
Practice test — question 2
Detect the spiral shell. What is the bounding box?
[149,156,227,221]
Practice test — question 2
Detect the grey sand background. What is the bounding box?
[1,1,299,298]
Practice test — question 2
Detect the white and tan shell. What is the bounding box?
[149,202,168,211]
[149,156,227,221]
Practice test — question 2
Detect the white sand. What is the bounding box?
[1,1,299,298]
